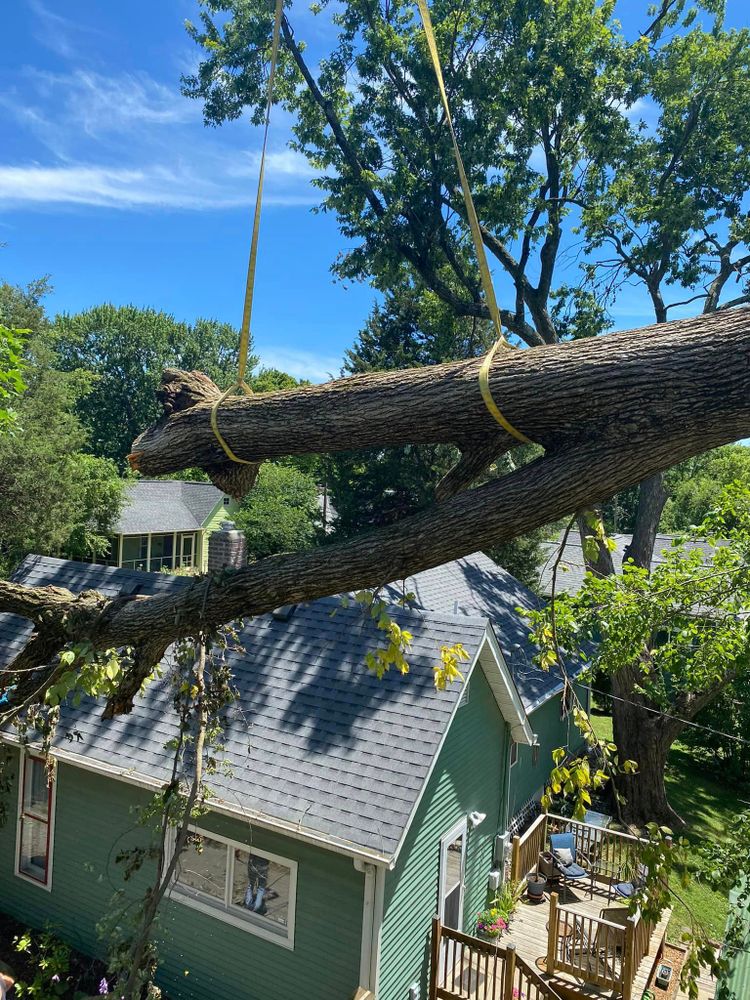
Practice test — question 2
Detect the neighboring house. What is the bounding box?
[0,551,587,1000]
[93,480,237,573]
[538,530,720,597]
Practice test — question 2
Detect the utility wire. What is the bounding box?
[584,684,750,748]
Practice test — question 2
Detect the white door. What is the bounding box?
[439,819,467,931]
[180,533,195,569]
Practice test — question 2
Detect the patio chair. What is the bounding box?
[568,917,622,984]
[549,831,589,901]
[611,863,648,902]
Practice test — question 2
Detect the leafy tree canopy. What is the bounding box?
[529,483,750,823]
[53,304,253,469]
[603,443,750,534]
[234,461,321,560]
[0,281,125,573]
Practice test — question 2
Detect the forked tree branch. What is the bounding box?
[1,307,749,715]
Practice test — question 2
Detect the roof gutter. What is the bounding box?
[0,733,392,869]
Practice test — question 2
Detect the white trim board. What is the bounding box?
[14,751,57,893]
[0,735,392,869]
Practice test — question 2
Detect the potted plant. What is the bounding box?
[476,906,509,939]
[526,872,547,901]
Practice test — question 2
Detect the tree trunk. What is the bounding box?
[610,684,683,829]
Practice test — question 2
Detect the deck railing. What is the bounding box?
[510,812,547,883]
[429,917,564,1000]
[621,907,654,1000]
[545,893,653,1000]
[511,811,646,885]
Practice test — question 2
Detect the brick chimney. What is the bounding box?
[208,521,247,572]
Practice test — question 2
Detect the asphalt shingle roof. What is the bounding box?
[390,552,575,712]
[1,556,492,860]
[538,531,722,597]
[115,480,227,534]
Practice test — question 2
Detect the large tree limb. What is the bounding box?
[1,308,749,715]
[129,308,750,496]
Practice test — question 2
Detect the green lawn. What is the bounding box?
[589,709,735,942]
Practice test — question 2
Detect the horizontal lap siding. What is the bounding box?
[155,809,363,1000]
[378,662,507,1000]
[199,499,238,570]
[509,684,588,818]
[0,754,363,1000]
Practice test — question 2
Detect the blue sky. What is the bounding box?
[1,1,747,380]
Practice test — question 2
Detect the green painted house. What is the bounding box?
[0,552,587,1000]
[92,479,237,573]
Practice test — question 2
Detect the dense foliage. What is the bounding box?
[0,282,125,573]
[53,304,250,469]
[235,461,322,560]
[530,484,750,823]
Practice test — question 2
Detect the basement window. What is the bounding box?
[16,754,56,890]
[170,826,297,948]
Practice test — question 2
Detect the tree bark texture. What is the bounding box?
[129,309,750,496]
[1,307,749,716]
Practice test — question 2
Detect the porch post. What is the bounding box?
[539,813,548,872]
[502,943,517,1000]
[546,892,558,974]
[429,915,441,1000]
[622,915,636,1000]
[511,835,521,881]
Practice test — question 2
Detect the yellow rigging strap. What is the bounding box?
[415,0,532,445]
[210,0,284,466]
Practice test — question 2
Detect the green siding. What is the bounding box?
[508,684,588,818]
[378,662,508,1000]
[0,753,363,1000]
[198,497,239,571]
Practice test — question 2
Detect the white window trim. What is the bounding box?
[167,824,297,950]
[15,752,57,892]
[510,740,518,767]
[438,817,467,930]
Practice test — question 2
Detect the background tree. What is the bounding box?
[601,444,750,532]
[0,281,125,574]
[235,461,321,560]
[531,484,750,827]
[53,305,250,468]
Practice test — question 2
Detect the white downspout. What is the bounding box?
[355,859,376,988]
[371,863,386,996]
[354,860,386,996]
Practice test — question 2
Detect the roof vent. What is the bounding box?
[271,604,297,622]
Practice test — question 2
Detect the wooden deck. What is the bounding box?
[502,880,671,1000]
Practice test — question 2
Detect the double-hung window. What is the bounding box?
[16,754,56,889]
[170,827,297,948]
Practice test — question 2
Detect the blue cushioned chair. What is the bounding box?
[549,831,589,901]
[612,864,648,902]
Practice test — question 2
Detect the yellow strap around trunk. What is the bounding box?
[211,0,284,465]
[415,0,531,445]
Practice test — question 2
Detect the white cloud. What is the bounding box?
[253,345,342,382]
[228,148,317,180]
[27,0,108,60]
[0,163,318,211]
[0,57,322,212]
